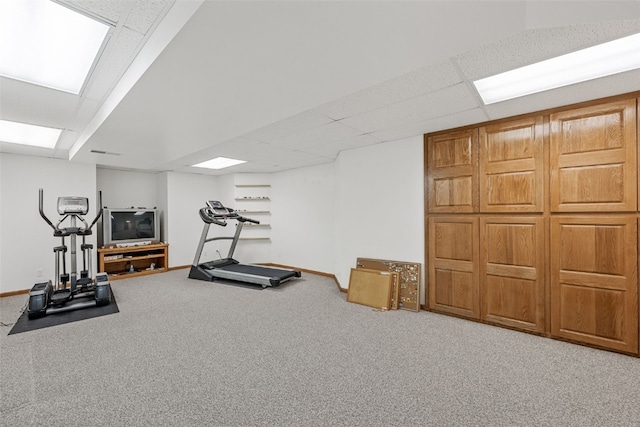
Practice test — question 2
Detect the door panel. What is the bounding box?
[550,99,637,212]
[429,216,479,319]
[427,129,478,213]
[480,217,545,332]
[550,216,638,354]
[480,117,544,212]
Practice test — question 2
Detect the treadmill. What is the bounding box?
[188,201,301,288]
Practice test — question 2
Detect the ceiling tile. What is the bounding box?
[268,121,363,149]
[455,19,640,81]
[84,27,146,101]
[243,109,334,143]
[316,60,462,120]
[8,1,640,176]
[124,0,172,35]
[68,98,100,130]
[223,162,284,174]
[0,78,81,127]
[371,108,488,141]
[302,134,382,158]
[207,143,332,172]
[226,142,294,163]
[484,69,640,121]
[0,141,61,158]
[55,130,80,151]
[196,140,309,165]
[340,83,479,134]
[60,0,130,25]
[525,2,640,29]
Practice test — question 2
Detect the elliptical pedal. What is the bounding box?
[50,289,72,306]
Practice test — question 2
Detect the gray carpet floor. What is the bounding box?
[2,269,640,426]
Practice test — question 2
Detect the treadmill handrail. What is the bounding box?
[213,209,260,225]
[237,216,260,224]
[200,205,259,225]
[199,208,227,226]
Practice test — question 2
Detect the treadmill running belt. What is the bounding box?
[221,264,298,280]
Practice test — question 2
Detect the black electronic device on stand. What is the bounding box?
[27,188,112,319]
[189,200,301,288]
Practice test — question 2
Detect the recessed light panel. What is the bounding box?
[0,119,62,148]
[0,0,110,94]
[192,157,247,170]
[474,32,640,105]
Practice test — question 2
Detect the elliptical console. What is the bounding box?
[27,189,112,319]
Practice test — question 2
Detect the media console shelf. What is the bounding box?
[98,243,168,280]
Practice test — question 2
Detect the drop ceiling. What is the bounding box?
[1,1,639,175]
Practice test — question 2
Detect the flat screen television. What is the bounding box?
[102,208,160,247]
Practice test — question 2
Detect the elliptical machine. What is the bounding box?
[27,188,112,319]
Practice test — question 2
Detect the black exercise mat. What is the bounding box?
[8,292,119,335]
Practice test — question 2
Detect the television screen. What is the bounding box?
[111,211,155,240]
[102,208,160,246]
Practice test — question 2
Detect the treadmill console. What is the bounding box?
[57,197,89,215]
[206,200,229,215]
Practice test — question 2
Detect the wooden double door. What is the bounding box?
[426,95,639,355]
[429,216,545,334]
[428,215,638,353]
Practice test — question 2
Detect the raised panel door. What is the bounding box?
[480,117,545,212]
[550,99,637,212]
[428,216,479,319]
[480,217,545,333]
[550,216,638,354]
[426,129,478,213]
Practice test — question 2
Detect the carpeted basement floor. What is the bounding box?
[2,269,640,426]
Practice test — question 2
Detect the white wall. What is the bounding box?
[230,173,272,263]
[0,136,425,296]
[156,172,169,247]
[271,163,334,273]
[333,136,425,301]
[0,154,97,293]
[0,156,3,289]
[165,172,222,267]
[96,167,159,210]
[96,167,162,247]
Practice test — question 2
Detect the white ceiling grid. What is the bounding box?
[163,12,640,175]
[83,28,145,101]
[0,0,173,156]
[1,2,640,175]
[455,19,640,122]
[456,20,640,82]
[59,0,128,24]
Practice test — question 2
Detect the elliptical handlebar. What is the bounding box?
[39,188,102,234]
[39,188,57,231]
[88,191,103,229]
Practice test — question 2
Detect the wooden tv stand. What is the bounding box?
[98,243,168,280]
